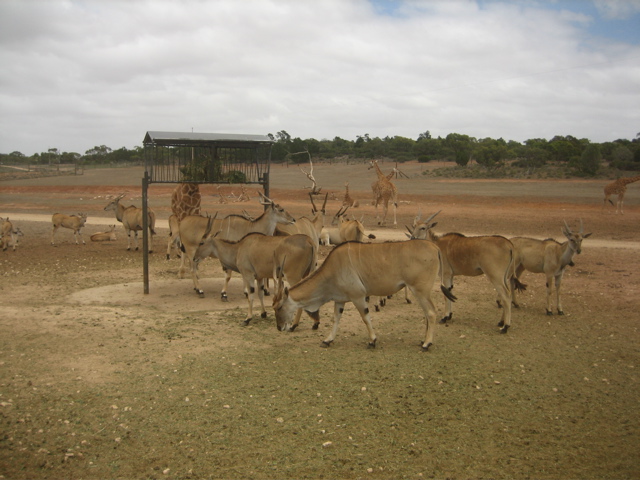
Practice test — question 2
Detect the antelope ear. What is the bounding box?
[583,233,592,238]
[284,287,289,296]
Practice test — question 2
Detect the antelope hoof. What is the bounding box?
[498,320,504,327]
[500,324,510,334]
[374,305,380,312]
[166,254,170,260]
[406,298,412,304]
[367,338,377,349]
[546,310,553,316]
[127,247,131,251]
[312,323,319,330]
[558,310,565,316]
[421,342,432,352]
[321,340,332,348]
[243,318,252,326]
[135,247,139,251]
[194,288,204,298]
[221,293,228,302]
[289,324,298,332]
[439,315,451,324]
[263,290,270,297]
[260,312,267,319]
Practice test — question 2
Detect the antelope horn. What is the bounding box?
[258,191,274,205]
[321,192,328,212]
[405,225,414,236]
[203,212,218,239]
[563,219,572,234]
[308,191,317,213]
[579,218,584,235]
[424,210,442,225]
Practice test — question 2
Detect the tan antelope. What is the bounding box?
[506,220,591,315]
[409,211,525,333]
[177,192,295,298]
[103,194,156,252]
[276,192,328,247]
[51,213,88,245]
[198,218,316,325]
[90,225,117,242]
[272,240,455,350]
[320,205,375,246]
[1,217,23,252]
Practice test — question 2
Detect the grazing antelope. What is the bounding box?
[90,225,117,242]
[103,194,156,252]
[273,240,456,350]
[198,219,317,325]
[51,213,88,245]
[409,211,524,333]
[506,220,591,315]
[1,217,23,251]
[178,193,295,298]
[276,192,328,247]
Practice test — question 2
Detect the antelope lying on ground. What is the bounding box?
[505,220,591,315]
[198,220,317,325]
[51,213,88,245]
[320,205,375,246]
[178,193,295,298]
[1,217,23,251]
[90,225,117,242]
[272,240,456,350]
[409,211,525,333]
[103,194,156,252]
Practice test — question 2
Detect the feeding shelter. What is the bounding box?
[140,131,274,292]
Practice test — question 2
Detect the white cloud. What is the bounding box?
[0,0,638,155]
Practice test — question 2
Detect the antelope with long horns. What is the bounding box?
[409,211,525,333]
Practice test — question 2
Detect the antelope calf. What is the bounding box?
[90,225,117,242]
[273,240,456,350]
[507,220,591,315]
[51,213,88,245]
[103,194,156,252]
[410,211,524,333]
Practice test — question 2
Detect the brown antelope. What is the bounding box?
[276,192,328,247]
[177,193,295,298]
[506,220,591,315]
[320,205,375,246]
[103,194,156,252]
[90,225,117,242]
[51,213,88,245]
[198,220,317,326]
[1,217,23,251]
[272,240,456,350]
[409,211,525,333]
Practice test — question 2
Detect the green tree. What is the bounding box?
[571,144,601,176]
[445,133,474,166]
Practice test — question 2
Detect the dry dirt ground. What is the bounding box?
[0,163,639,480]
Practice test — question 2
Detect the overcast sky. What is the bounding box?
[1,0,639,156]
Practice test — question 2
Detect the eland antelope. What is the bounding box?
[506,220,591,315]
[103,194,156,252]
[90,225,117,242]
[409,211,525,333]
[51,213,88,245]
[272,240,456,350]
[178,193,295,298]
[276,192,328,247]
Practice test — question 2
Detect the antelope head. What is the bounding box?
[331,205,349,226]
[408,210,441,240]
[562,219,592,255]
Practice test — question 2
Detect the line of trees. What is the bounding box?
[2,131,640,177]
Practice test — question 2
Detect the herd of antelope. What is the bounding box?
[2,189,593,352]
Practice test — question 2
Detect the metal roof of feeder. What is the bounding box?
[143,131,273,146]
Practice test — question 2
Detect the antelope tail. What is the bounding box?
[437,249,457,302]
